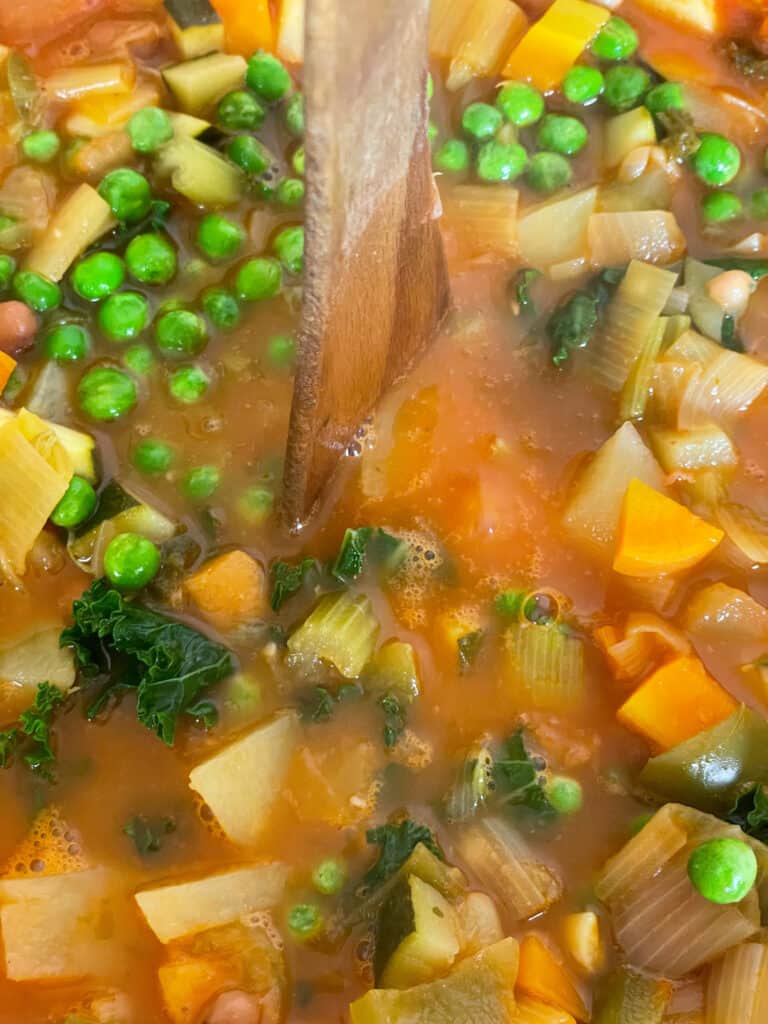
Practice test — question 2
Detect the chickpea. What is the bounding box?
[705,269,755,317]
[204,989,263,1024]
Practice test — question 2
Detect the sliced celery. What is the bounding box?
[503,622,584,711]
[593,966,672,1024]
[364,640,420,700]
[287,591,380,679]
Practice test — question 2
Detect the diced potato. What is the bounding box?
[135,864,289,944]
[632,0,717,34]
[25,184,115,281]
[188,713,299,846]
[162,52,247,114]
[517,188,598,271]
[0,627,74,691]
[0,869,116,981]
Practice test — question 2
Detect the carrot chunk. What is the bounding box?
[0,351,17,392]
[209,0,274,54]
[613,479,723,578]
[516,935,589,1022]
[184,549,267,629]
[617,655,737,751]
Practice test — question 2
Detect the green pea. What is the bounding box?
[276,178,305,206]
[44,323,90,363]
[21,130,60,163]
[0,254,16,291]
[266,333,295,369]
[237,485,274,524]
[591,16,638,61]
[476,140,528,182]
[284,92,304,136]
[126,106,173,154]
[168,365,210,404]
[13,270,61,312]
[687,837,757,904]
[691,133,741,187]
[645,82,684,116]
[526,151,573,193]
[182,464,220,501]
[78,365,137,421]
[272,225,304,275]
[495,82,545,127]
[246,50,291,102]
[292,145,305,177]
[236,257,282,301]
[536,114,588,156]
[71,251,125,301]
[132,438,175,475]
[122,343,155,375]
[434,138,469,174]
[562,66,604,105]
[752,188,768,219]
[312,858,346,896]
[603,65,651,112]
[155,309,207,359]
[98,168,152,223]
[287,902,323,941]
[103,532,161,591]
[227,135,273,175]
[545,775,583,815]
[461,102,502,141]
[217,89,265,131]
[99,291,150,342]
[125,233,177,285]
[196,214,245,262]
[701,190,742,224]
[202,287,241,330]
[50,475,97,528]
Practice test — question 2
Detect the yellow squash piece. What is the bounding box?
[562,912,604,975]
[210,0,274,55]
[613,479,724,577]
[184,549,267,630]
[516,935,589,1022]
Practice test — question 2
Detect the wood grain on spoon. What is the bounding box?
[282,0,449,529]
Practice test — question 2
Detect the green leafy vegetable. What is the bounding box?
[658,108,701,163]
[379,692,406,748]
[332,527,373,583]
[186,698,218,729]
[704,258,768,281]
[720,313,743,352]
[362,819,443,893]
[493,729,556,821]
[0,682,66,779]
[511,268,542,316]
[727,784,768,843]
[61,579,235,745]
[112,198,172,245]
[299,685,336,723]
[457,630,484,672]
[271,557,317,612]
[722,39,768,80]
[494,589,527,618]
[123,814,176,856]
[547,269,623,367]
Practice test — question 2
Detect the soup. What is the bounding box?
[0,0,767,1021]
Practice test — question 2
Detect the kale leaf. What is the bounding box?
[493,729,556,821]
[332,527,374,583]
[271,557,317,611]
[61,579,235,745]
[511,268,542,316]
[658,108,701,164]
[727,784,768,844]
[0,682,66,779]
[547,269,623,367]
[362,819,443,893]
[378,692,406,748]
[299,685,337,723]
[123,814,176,856]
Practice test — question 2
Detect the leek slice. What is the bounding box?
[445,0,529,91]
[685,258,725,342]
[591,260,678,391]
[517,187,597,270]
[503,622,584,711]
[588,210,685,268]
[441,184,518,261]
[618,317,665,422]
[706,941,768,1024]
[287,591,380,679]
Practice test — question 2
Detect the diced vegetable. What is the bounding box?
[168,112,211,138]
[706,941,768,1024]
[432,0,529,91]
[0,352,16,393]
[562,912,603,976]
[639,707,768,812]
[502,0,610,92]
[188,712,299,846]
[374,874,461,987]
[65,82,161,138]
[618,317,665,421]
[613,479,724,577]
[713,501,768,566]
[515,999,578,1024]
[24,184,115,281]
[364,640,421,700]
[162,52,248,114]
[287,591,380,679]
[0,409,94,481]
[44,63,134,100]
[155,136,244,206]
[457,891,504,957]
[649,425,737,475]
[617,655,737,750]
[517,187,597,270]
[592,966,672,1024]
[168,19,225,60]
[184,549,267,630]
[594,611,690,685]
[685,259,727,342]
[503,622,585,711]
[135,864,289,944]
[0,627,74,692]
[632,0,717,35]
[595,804,766,977]
[0,869,115,981]
[684,582,768,643]
[276,0,305,64]
[209,0,273,55]
[350,937,519,1024]
[284,737,382,827]
[440,184,519,262]
[516,935,589,1022]
[563,422,665,557]
[591,260,678,391]
[603,107,657,169]
[588,210,685,267]
[456,817,562,920]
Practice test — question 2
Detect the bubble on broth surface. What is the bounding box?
[192,793,227,842]
[2,805,86,877]
[241,910,284,951]
[387,527,445,628]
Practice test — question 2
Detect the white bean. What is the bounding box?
[705,269,755,317]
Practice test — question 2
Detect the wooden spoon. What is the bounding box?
[281,0,449,529]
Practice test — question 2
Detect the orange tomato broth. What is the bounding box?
[0,0,767,1022]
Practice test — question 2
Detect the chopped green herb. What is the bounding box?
[362,819,443,893]
[457,630,483,673]
[493,729,557,821]
[547,268,623,367]
[379,692,406,748]
[727,784,768,844]
[511,268,542,316]
[61,579,235,745]
[271,557,317,611]
[299,685,336,723]
[494,589,527,618]
[332,527,373,582]
[123,814,176,855]
[657,108,701,163]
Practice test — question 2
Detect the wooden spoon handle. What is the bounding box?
[282,0,449,529]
